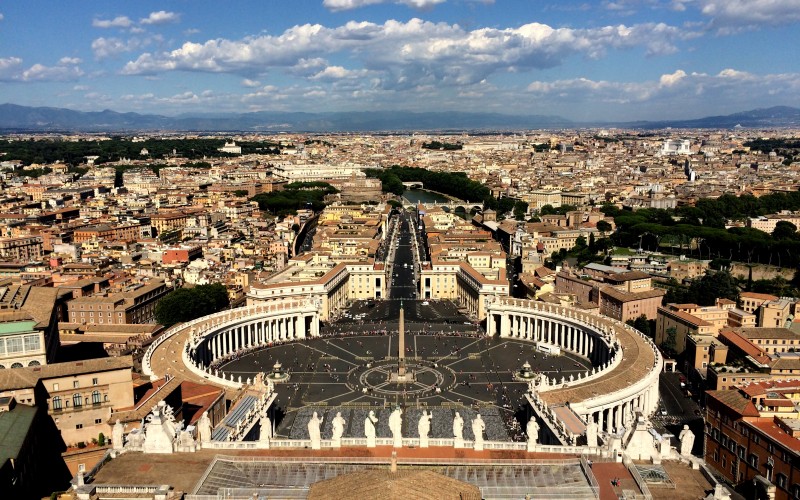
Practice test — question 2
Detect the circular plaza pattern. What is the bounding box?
[143,296,662,447]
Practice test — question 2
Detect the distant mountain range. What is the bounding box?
[1,103,799,132]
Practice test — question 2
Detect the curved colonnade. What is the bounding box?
[487,298,662,437]
[143,297,662,442]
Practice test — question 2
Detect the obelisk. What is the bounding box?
[398,300,406,378]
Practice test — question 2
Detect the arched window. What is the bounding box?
[73,393,82,408]
[10,362,23,369]
[91,390,101,405]
[0,365,5,369]
[28,360,41,367]
[52,396,62,410]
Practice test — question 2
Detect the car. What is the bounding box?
[422,301,429,305]
[660,408,667,416]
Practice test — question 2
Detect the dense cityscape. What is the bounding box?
[3,0,800,498]
[0,128,798,499]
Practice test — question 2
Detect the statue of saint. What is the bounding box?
[453,412,464,440]
[332,412,346,444]
[307,411,322,449]
[112,419,124,451]
[472,414,485,450]
[526,416,539,451]
[365,411,378,447]
[259,412,272,442]
[585,419,598,448]
[418,410,432,447]
[389,407,403,447]
[679,424,695,456]
[197,411,213,443]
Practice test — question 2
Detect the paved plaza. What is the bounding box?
[220,332,591,440]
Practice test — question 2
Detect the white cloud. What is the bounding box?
[0,13,4,21]
[524,69,800,117]
[323,0,445,11]
[92,16,133,29]
[19,62,84,82]
[659,69,686,86]
[92,36,161,59]
[120,18,695,89]
[0,56,83,82]
[696,0,800,32]
[241,78,261,87]
[140,11,180,25]
[311,65,372,80]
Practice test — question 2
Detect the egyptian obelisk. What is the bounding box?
[398,299,406,378]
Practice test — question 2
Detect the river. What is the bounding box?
[401,188,451,204]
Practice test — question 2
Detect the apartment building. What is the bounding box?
[705,382,800,500]
[66,279,171,325]
[0,236,43,262]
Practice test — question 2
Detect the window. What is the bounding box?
[52,396,62,410]
[94,418,102,424]
[748,453,758,469]
[92,378,98,385]
[76,424,83,430]
[91,390,101,405]
[53,383,59,391]
[73,380,79,389]
[73,393,82,408]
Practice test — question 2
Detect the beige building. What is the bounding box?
[598,287,665,322]
[0,356,134,446]
[67,279,172,325]
[0,236,43,262]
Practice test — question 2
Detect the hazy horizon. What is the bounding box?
[1,1,799,122]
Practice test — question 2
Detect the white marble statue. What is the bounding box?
[143,402,176,454]
[585,419,598,448]
[679,424,695,456]
[365,410,378,448]
[472,414,485,451]
[418,410,432,448]
[331,412,346,448]
[389,407,403,448]
[259,413,272,443]
[526,416,539,451]
[112,419,124,451]
[308,411,322,450]
[453,411,464,448]
[197,411,213,443]
[453,412,464,439]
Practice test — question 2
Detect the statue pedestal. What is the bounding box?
[454,437,464,449]
[420,436,429,448]
[367,436,376,448]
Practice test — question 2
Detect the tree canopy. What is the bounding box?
[154,283,229,327]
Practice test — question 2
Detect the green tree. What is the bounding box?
[772,220,798,240]
[154,283,230,327]
[662,327,678,357]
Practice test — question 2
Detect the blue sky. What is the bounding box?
[1,0,799,121]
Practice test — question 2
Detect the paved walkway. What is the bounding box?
[590,461,642,500]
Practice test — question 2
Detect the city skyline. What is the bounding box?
[1,0,800,121]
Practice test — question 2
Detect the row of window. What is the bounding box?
[0,334,42,355]
[0,360,41,369]
[51,391,107,410]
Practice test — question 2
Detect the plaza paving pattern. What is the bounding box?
[219,332,591,440]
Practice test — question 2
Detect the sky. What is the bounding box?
[1,0,799,122]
